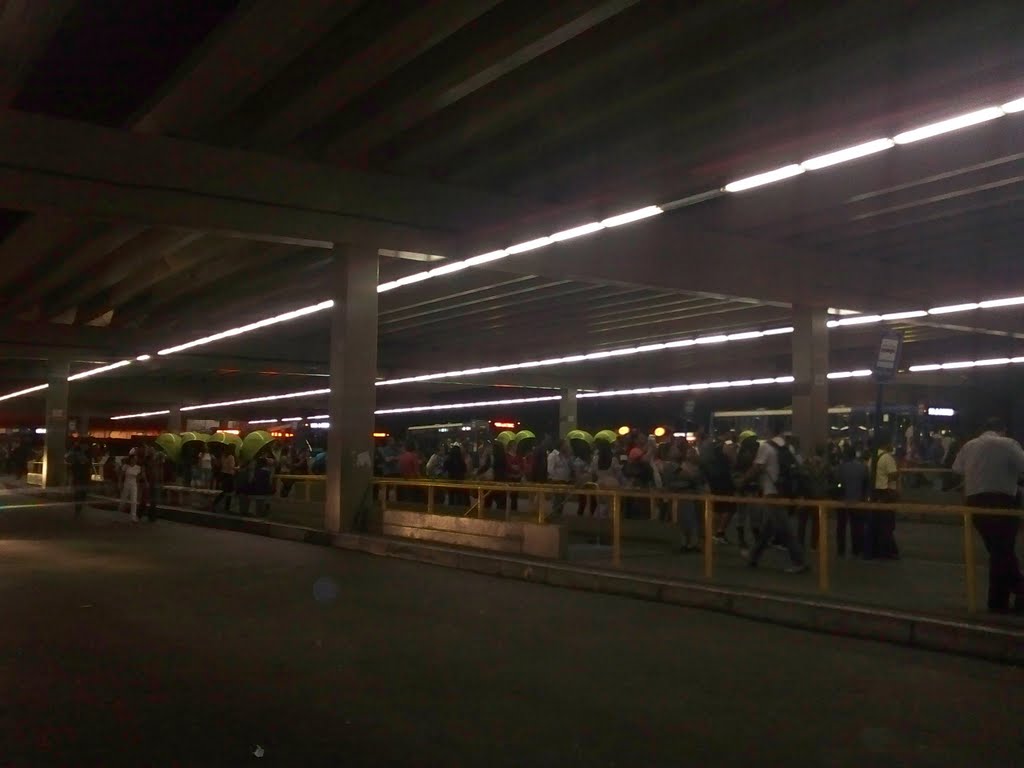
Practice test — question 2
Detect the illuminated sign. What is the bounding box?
[372,432,389,438]
[493,421,517,429]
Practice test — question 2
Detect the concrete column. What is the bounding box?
[42,360,70,488]
[167,406,182,433]
[325,247,378,534]
[791,306,829,451]
[76,411,90,439]
[558,389,578,438]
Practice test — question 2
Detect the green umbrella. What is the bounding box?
[594,429,619,443]
[178,431,210,447]
[240,430,276,463]
[566,429,594,444]
[155,432,181,462]
[209,431,243,452]
[514,430,536,444]
[495,430,517,445]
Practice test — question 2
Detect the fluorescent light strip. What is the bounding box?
[0,383,49,402]
[67,360,132,381]
[108,356,1024,421]
[280,417,303,422]
[827,315,883,328]
[893,107,1005,144]
[375,395,561,416]
[376,325,794,386]
[724,164,804,192]
[928,302,979,315]
[111,409,171,421]
[178,388,331,413]
[247,418,279,425]
[1003,97,1024,114]
[377,206,662,294]
[157,300,335,356]
[800,139,894,170]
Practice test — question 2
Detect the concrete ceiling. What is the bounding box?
[0,0,1022,422]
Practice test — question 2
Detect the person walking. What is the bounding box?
[741,422,808,573]
[197,447,213,489]
[66,441,93,519]
[119,454,143,522]
[952,418,1024,614]
[143,446,164,523]
[212,447,237,514]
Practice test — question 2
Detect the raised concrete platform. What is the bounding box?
[383,508,567,559]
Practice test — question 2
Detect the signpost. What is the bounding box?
[871,331,904,497]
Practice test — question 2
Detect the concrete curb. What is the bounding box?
[91,498,1023,666]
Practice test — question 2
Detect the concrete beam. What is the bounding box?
[0,109,549,253]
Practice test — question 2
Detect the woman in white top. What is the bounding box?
[197,449,213,489]
[119,454,143,522]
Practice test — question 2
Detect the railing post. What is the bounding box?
[504,488,511,521]
[380,483,388,513]
[817,503,829,592]
[304,479,311,502]
[274,476,281,497]
[963,511,977,614]
[671,498,679,525]
[427,485,434,515]
[703,497,714,579]
[477,487,485,519]
[612,493,622,567]
[649,493,657,521]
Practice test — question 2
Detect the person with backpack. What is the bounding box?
[741,421,808,573]
[729,430,762,547]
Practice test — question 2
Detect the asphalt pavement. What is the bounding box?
[1,498,1022,767]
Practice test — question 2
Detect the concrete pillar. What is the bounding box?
[559,389,578,438]
[167,406,182,433]
[42,360,70,488]
[76,411,90,439]
[791,306,829,451]
[325,247,378,534]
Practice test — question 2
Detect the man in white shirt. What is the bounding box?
[547,440,572,517]
[952,418,1024,613]
[868,439,900,559]
[741,422,807,573]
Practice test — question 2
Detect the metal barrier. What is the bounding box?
[273,473,325,502]
[372,476,1024,615]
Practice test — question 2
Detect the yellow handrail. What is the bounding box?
[370,476,1022,615]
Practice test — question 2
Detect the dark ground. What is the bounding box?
[2,499,1022,767]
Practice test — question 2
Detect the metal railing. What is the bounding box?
[372,476,1022,615]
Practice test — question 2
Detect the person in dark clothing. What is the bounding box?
[485,441,509,513]
[835,445,869,557]
[66,441,93,518]
[142,446,163,522]
[444,444,468,508]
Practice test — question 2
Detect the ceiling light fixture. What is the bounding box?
[893,106,1005,144]
[376,325,794,386]
[178,387,331,413]
[827,315,883,328]
[928,303,979,315]
[879,310,928,321]
[549,222,605,242]
[506,237,553,254]
[800,138,895,170]
[67,360,132,381]
[111,409,172,421]
[136,354,152,362]
[600,206,663,227]
[724,164,805,192]
[157,300,334,356]
[0,383,49,402]
[1002,97,1024,114]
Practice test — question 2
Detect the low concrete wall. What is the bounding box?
[383,509,567,560]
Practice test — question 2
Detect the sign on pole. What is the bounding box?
[874,330,903,381]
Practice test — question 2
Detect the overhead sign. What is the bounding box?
[874,330,903,381]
